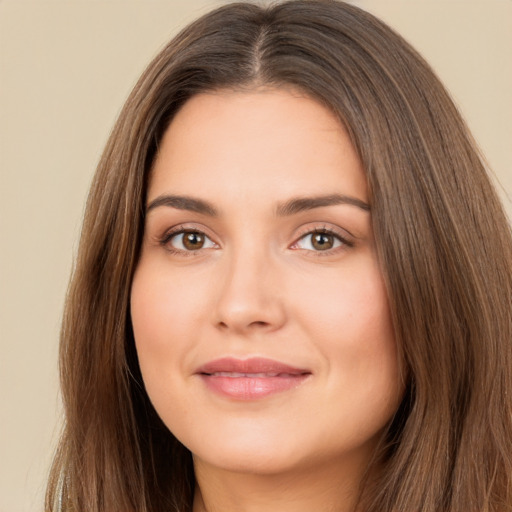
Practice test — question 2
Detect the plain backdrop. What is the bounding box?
[0,1,510,510]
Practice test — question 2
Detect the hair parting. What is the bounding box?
[46,2,512,511]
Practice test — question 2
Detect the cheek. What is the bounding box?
[291,254,399,405]
[131,259,209,342]
[294,253,395,349]
[130,260,211,393]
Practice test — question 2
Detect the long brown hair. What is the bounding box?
[46,1,512,510]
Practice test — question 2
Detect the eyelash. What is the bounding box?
[159,225,354,256]
[159,226,216,257]
[292,227,354,254]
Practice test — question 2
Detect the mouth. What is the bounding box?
[196,357,312,400]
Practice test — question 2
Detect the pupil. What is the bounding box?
[313,233,333,250]
[184,232,204,250]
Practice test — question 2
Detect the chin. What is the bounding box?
[193,445,307,476]
[179,423,310,475]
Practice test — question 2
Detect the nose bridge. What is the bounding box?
[213,237,285,333]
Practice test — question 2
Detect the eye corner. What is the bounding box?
[290,225,355,255]
[159,226,219,255]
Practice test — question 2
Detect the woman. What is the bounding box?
[46,1,512,511]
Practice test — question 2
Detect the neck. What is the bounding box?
[192,456,371,512]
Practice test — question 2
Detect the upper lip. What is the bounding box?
[196,357,311,376]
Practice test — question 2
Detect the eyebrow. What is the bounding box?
[146,195,218,216]
[276,194,370,216]
[146,193,370,217]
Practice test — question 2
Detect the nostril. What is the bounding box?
[249,321,270,328]
[216,320,269,330]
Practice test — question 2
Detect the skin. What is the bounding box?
[130,88,402,512]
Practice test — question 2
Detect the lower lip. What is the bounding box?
[199,374,310,400]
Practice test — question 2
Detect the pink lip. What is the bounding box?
[196,357,311,400]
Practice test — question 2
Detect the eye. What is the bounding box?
[165,230,217,252]
[293,229,350,252]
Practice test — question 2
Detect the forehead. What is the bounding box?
[148,88,367,206]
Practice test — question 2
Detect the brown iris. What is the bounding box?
[311,232,335,250]
[182,231,205,250]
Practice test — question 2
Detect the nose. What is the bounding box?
[212,246,287,335]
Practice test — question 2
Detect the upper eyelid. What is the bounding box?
[159,227,218,255]
[293,224,354,242]
[160,224,217,242]
[156,222,354,247]
[165,229,213,241]
[171,231,216,246]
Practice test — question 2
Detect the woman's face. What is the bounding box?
[131,88,401,477]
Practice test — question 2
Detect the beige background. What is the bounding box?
[0,1,510,511]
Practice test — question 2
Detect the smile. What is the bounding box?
[196,357,311,400]
[208,372,296,377]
